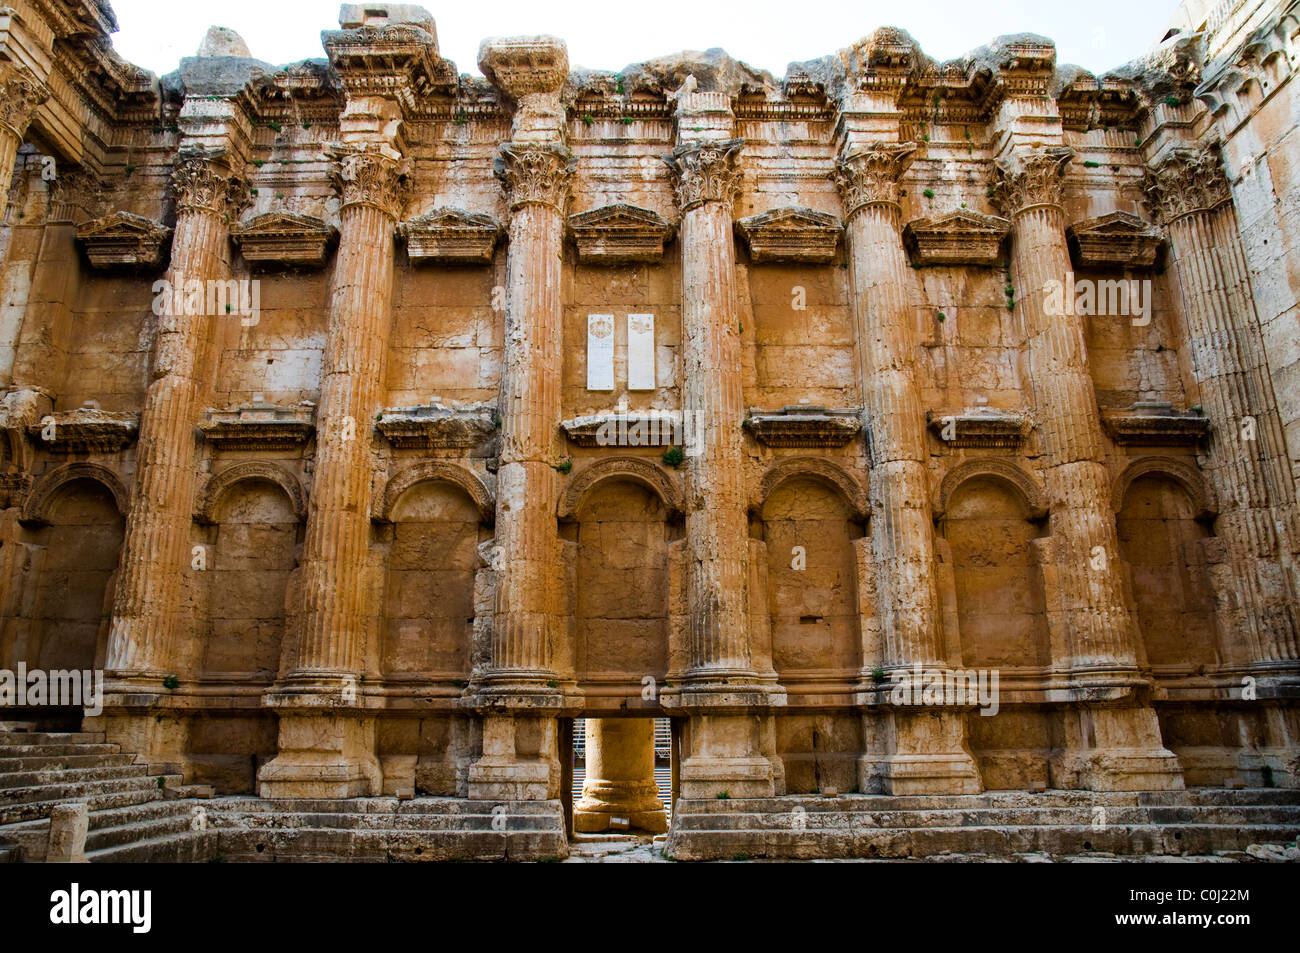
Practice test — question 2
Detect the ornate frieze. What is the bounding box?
[27,409,139,453]
[495,142,574,212]
[0,64,49,138]
[743,406,862,447]
[903,210,1010,267]
[1066,211,1164,269]
[231,212,339,267]
[1143,147,1232,225]
[927,407,1029,449]
[75,212,172,271]
[332,147,408,219]
[833,144,916,219]
[991,147,1074,216]
[663,139,743,212]
[400,208,502,263]
[376,405,499,450]
[734,207,842,263]
[1101,402,1209,446]
[567,204,675,263]
[199,403,315,451]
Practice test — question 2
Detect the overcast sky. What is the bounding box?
[107,0,1184,80]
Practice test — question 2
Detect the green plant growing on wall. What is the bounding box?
[662,447,684,468]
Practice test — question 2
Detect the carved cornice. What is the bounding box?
[992,147,1074,217]
[663,139,744,213]
[75,212,172,271]
[376,405,499,450]
[743,406,862,447]
[495,142,574,213]
[332,147,407,219]
[735,207,842,263]
[231,212,338,267]
[200,404,315,451]
[833,143,916,219]
[172,153,243,217]
[567,204,675,263]
[1143,147,1232,225]
[27,410,139,454]
[0,64,50,138]
[903,210,1010,267]
[400,208,503,263]
[1066,211,1164,269]
[928,408,1029,449]
[1101,402,1209,447]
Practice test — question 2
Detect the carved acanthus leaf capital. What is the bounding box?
[1143,147,1231,224]
[331,146,408,219]
[171,153,244,217]
[834,143,916,218]
[992,147,1075,216]
[663,139,743,213]
[494,142,574,213]
[0,65,49,138]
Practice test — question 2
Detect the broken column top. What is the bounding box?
[339,3,436,36]
[478,36,570,99]
[197,26,252,59]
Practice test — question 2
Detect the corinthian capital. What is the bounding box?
[663,139,743,213]
[1143,147,1232,224]
[494,142,574,212]
[331,145,408,219]
[834,143,917,218]
[992,147,1074,216]
[171,152,244,217]
[0,64,49,139]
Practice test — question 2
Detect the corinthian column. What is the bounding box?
[107,153,240,681]
[995,147,1182,791]
[836,143,980,795]
[1146,148,1299,671]
[0,64,48,220]
[259,146,402,798]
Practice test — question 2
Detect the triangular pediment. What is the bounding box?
[568,204,673,232]
[232,212,338,267]
[76,212,171,271]
[232,211,334,237]
[1066,211,1163,268]
[736,206,841,232]
[400,208,502,264]
[403,207,501,232]
[77,211,170,241]
[902,210,1009,267]
[735,206,842,262]
[907,209,1011,235]
[567,204,675,263]
[1067,210,1159,237]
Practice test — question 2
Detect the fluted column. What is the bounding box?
[0,65,48,221]
[996,147,1182,791]
[574,719,667,833]
[1147,148,1300,672]
[106,153,239,679]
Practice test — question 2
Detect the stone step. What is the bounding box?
[0,775,166,819]
[0,763,152,791]
[0,743,122,758]
[0,731,106,746]
[0,753,137,773]
[0,845,16,863]
[87,810,198,853]
[212,796,563,815]
[88,830,217,864]
[211,810,567,833]
[214,826,569,862]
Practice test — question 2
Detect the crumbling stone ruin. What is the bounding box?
[0,0,1298,861]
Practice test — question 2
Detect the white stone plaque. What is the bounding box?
[627,313,655,391]
[587,313,615,391]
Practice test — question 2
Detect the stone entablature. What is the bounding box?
[927,407,1029,449]
[743,406,862,447]
[376,404,498,449]
[400,209,502,263]
[735,207,842,263]
[200,404,315,451]
[26,409,140,453]
[1102,402,1210,446]
[75,212,171,271]
[231,212,338,267]
[568,205,675,263]
[1066,212,1164,269]
[903,210,1010,267]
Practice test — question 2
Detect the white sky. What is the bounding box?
[106,0,1183,80]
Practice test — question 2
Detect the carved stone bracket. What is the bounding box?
[495,142,574,213]
[376,404,499,450]
[903,210,1010,267]
[992,147,1075,217]
[735,207,842,263]
[567,204,675,263]
[0,64,50,139]
[927,407,1029,449]
[231,212,339,267]
[743,406,862,447]
[1101,402,1209,446]
[400,208,502,263]
[76,212,172,271]
[27,409,140,453]
[663,139,743,212]
[834,143,916,219]
[1066,211,1164,269]
[200,403,315,451]
[1144,147,1232,225]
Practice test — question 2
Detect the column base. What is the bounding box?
[84,705,189,777]
[466,712,562,800]
[677,712,783,799]
[1054,705,1185,792]
[257,712,381,799]
[859,710,983,795]
[574,780,668,834]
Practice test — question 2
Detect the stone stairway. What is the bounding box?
[665,789,1300,860]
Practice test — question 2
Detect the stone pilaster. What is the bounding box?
[995,147,1182,791]
[574,719,667,833]
[836,143,980,795]
[1145,148,1299,771]
[257,146,402,798]
[0,64,48,221]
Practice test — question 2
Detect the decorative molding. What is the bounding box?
[559,456,683,519]
[1101,402,1209,446]
[195,462,306,524]
[75,212,171,271]
[1066,211,1164,269]
[735,207,842,263]
[0,64,49,138]
[743,406,861,447]
[26,409,139,453]
[495,142,574,212]
[22,463,130,524]
[1144,147,1232,225]
[935,458,1047,520]
[376,405,498,450]
[330,146,407,219]
[172,152,243,217]
[376,461,495,524]
[903,210,1010,267]
[834,143,916,219]
[1112,455,1217,521]
[231,212,338,267]
[663,139,744,212]
[567,204,675,263]
[992,147,1074,217]
[199,404,315,451]
[927,408,1029,449]
[561,411,682,448]
[400,208,502,263]
[753,457,869,520]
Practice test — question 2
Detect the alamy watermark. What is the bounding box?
[0,664,104,716]
[152,275,260,326]
[1042,272,1152,326]
[886,662,1000,716]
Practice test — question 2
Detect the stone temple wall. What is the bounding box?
[0,0,1296,810]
